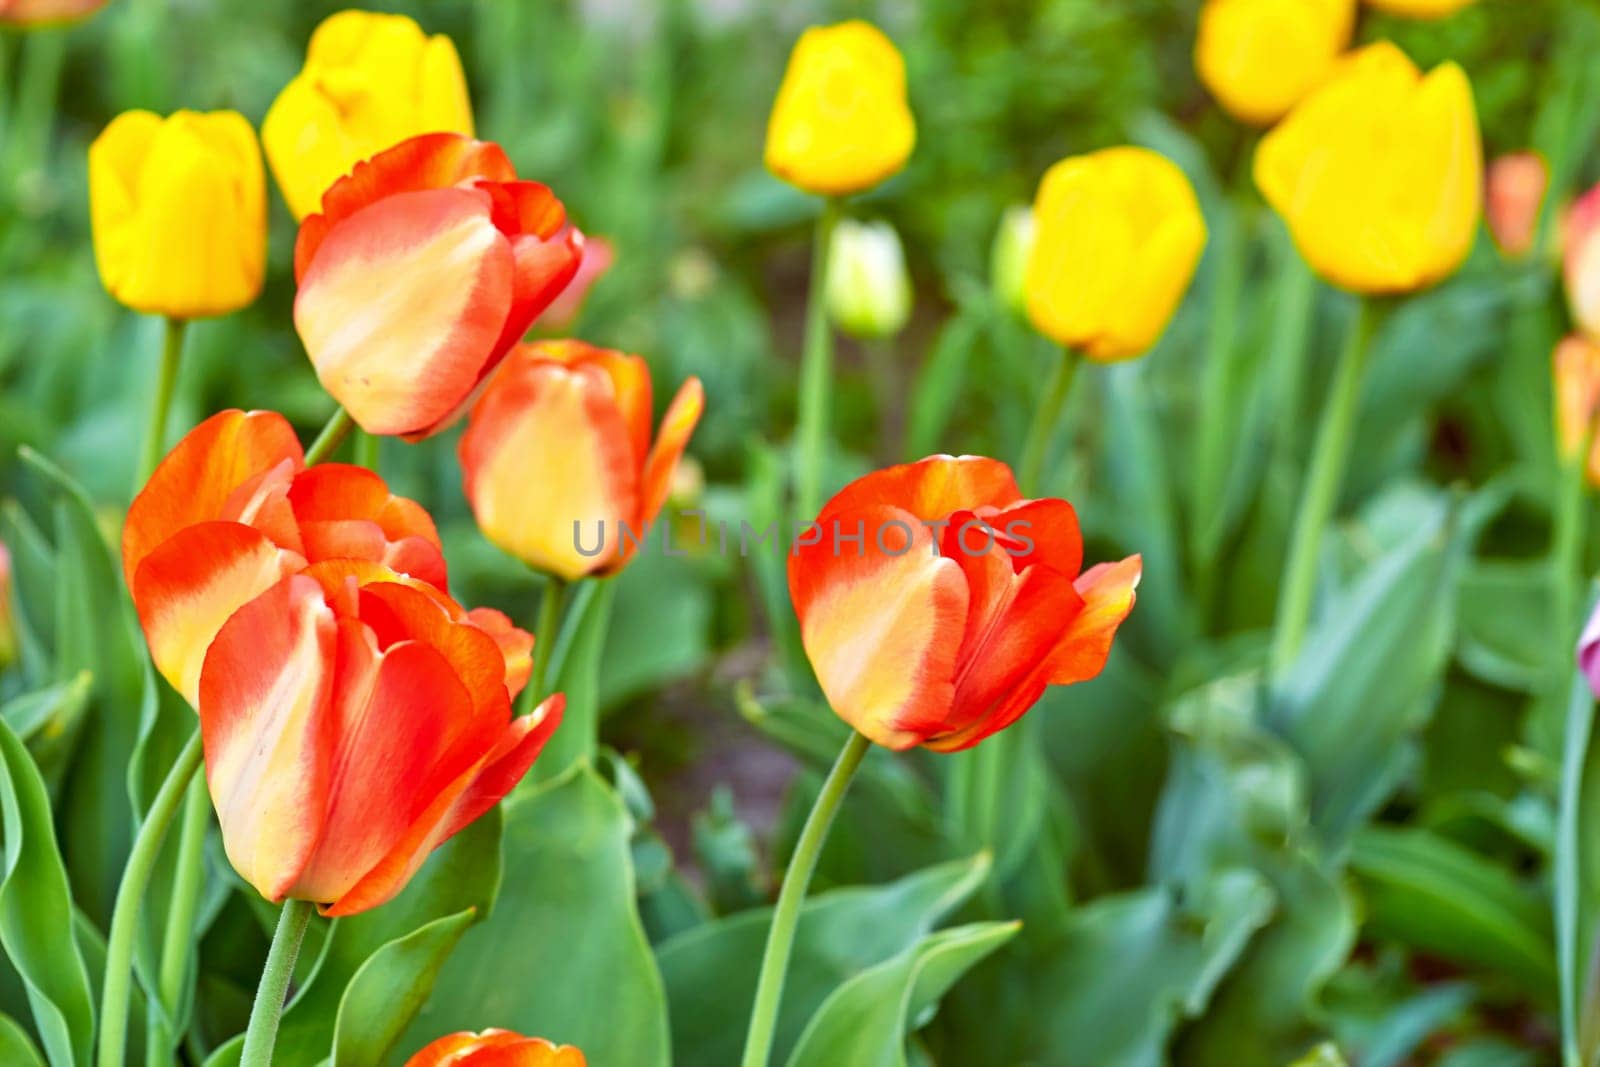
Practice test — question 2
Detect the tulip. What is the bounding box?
[1255,42,1482,294]
[1365,0,1474,17]
[459,341,704,581]
[200,559,560,914]
[1486,152,1549,259]
[407,1029,586,1066]
[262,9,474,220]
[765,20,916,197]
[826,219,912,339]
[1554,336,1600,484]
[541,236,615,333]
[1565,182,1600,342]
[89,110,266,319]
[0,540,14,672]
[123,409,453,705]
[0,0,107,24]
[1195,0,1355,125]
[989,205,1035,316]
[1023,147,1207,361]
[787,455,1141,751]
[293,133,585,438]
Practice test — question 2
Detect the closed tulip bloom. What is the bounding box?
[407,1030,586,1066]
[1255,42,1482,294]
[1580,599,1600,696]
[123,409,454,705]
[1564,183,1600,342]
[1365,0,1473,17]
[788,456,1141,751]
[1554,336,1600,486]
[1195,0,1355,125]
[1024,147,1207,360]
[459,341,704,581]
[200,559,560,915]
[263,10,474,220]
[0,0,108,25]
[293,133,584,438]
[765,20,915,196]
[1486,152,1548,259]
[89,110,266,318]
[826,218,912,339]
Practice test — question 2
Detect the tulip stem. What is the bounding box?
[529,575,566,703]
[137,318,187,487]
[794,198,842,520]
[353,429,380,473]
[97,730,205,1067]
[304,408,355,465]
[1269,297,1378,682]
[146,771,211,1067]
[741,730,871,1067]
[239,898,313,1067]
[1016,347,1080,494]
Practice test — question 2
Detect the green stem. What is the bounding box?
[794,199,842,520]
[303,408,355,466]
[1016,348,1080,494]
[97,731,205,1067]
[1557,669,1595,1067]
[1269,298,1377,682]
[741,731,871,1067]
[353,429,380,473]
[145,773,210,1066]
[527,575,566,706]
[238,899,314,1067]
[1268,251,1318,466]
[137,318,187,487]
[1555,451,1590,656]
[1189,192,1249,567]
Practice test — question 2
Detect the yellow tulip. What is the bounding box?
[1365,0,1474,18]
[1023,147,1207,361]
[1195,0,1355,125]
[1255,42,1481,295]
[262,10,473,220]
[89,110,266,319]
[764,20,915,197]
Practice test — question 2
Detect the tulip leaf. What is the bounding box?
[401,765,670,1066]
[657,852,992,1067]
[0,714,95,1067]
[0,672,92,797]
[531,581,617,783]
[0,1013,45,1067]
[330,909,475,1067]
[784,921,1020,1067]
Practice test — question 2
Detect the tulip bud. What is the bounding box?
[826,219,912,339]
[1565,183,1600,343]
[263,10,474,220]
[1195,0,1355,126]
[0,0,107,25]
[1255,42,1482,295]
[406,1029,586,1066]
[88,110,266,319]
[1554,337,1600,477]
[765,20,915,196]
[1024,147,1207,361]
[0,540,15,672]
[1365,0,1474,17]
[989,205,1035,315]
[1486,152,1549,259]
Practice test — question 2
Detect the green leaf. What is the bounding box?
[0,715,95,1066]
[402,766,669,1066]
[658,853,991,1067]
[330,910,475,1067]
[0,673,91,796]
[531,581,617,783]
[784,921,1019,1067]
[0,1013,46,1067]
[1350,825,1555,998]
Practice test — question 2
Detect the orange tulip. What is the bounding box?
[1555,335,1600,486]
[788,456,1141,751]
[0,0,107,24]
[1486,152,1547,259]
[407,1029,586,1066]
[293,133,585,439]
[1566,182,1600,343]
[123,408,454,705]
[459,341,704,580]
[541,236,614,333]
[199,559,562,915]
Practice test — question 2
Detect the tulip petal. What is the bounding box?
[1048,554,1143,686]
[638,376,705,533]
[323,695,560,917]
[199,574,337,901]
[131,522,302,706]
[789,504,967,749]
[295,186,515,436]
[123,408,303,584]
[480,227,585,381]
[817,455,1020,527]
[981,498,1083,577]
[289,464,448,588]
[466,607,534,700]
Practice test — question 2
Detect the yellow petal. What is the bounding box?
[1195,0,1355,125]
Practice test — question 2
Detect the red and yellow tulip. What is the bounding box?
[293,133,585,439]
[787,455,1141,751]
[1565,182,1600,343]
[459,341,704,581]
[1486,152,1548,260]
[0,0,107,24]
[407,1030,585,1066]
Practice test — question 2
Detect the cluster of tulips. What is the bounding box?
[9,0,1600,1062]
